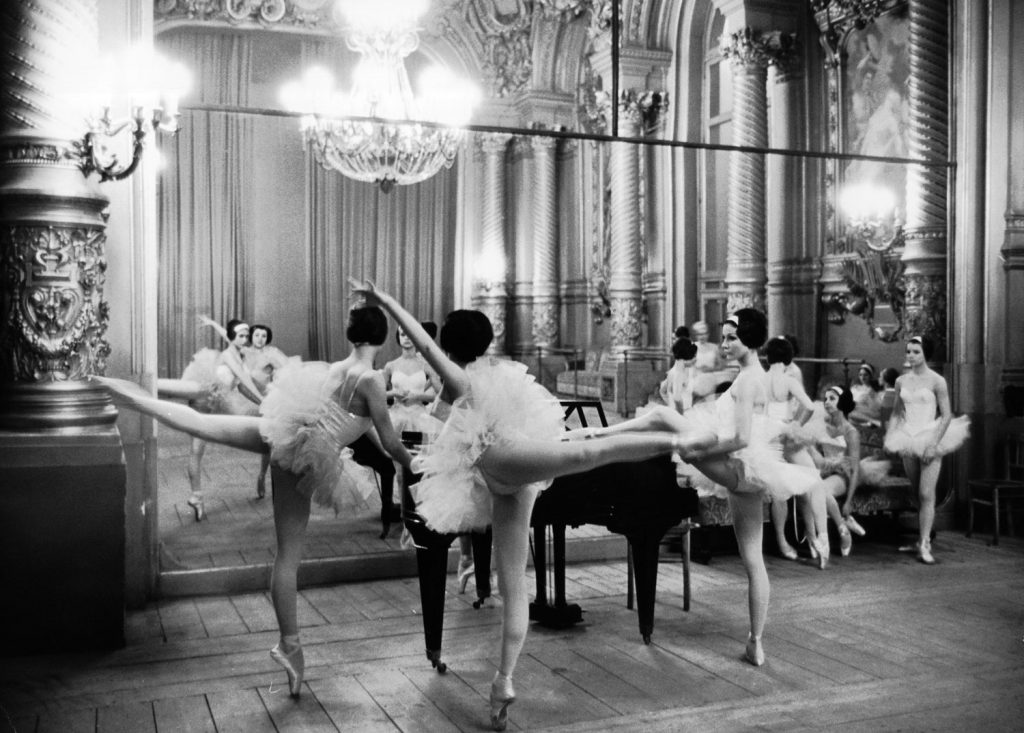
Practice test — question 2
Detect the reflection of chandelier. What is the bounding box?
[839,183,905,252]
[280,0,479,192]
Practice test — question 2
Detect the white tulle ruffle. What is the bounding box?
[884,415,970,458]
[411,357,565,534]
[259,361,378,513]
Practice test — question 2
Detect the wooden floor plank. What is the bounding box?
[152,694,217,732]
[96,700,156,733]
[205,687,277,733]
[356,669,462,733]
[307,675,397,733]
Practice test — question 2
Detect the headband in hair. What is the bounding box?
[826,385,845,399]
[859,363,875,376]
[909,336,923,345]
[724,313,740,328]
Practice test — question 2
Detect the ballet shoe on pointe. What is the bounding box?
[489,672,516,731]
[918,539,935,565]
[744,634,765,667]
[186,493,205,522]
[811,537,829,570]
[844,515,867,537]
[270,642,305,698]
[838,525,853,557]
[777,540,798,561]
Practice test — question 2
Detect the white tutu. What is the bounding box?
[884,415,970,458]
[411,357,565,533]
[259,361,379,514]
[180,348,260,416]
[674,393,819,501]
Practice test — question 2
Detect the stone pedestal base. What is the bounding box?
[0,429,126,655]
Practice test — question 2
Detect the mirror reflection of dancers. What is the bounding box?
[96,305,413,698]
[157,318,265,520]
[349,279,712,732]
[565,309,821,667]
[245,324,291,499]
[883,336,969,564]
[384,323,442,434]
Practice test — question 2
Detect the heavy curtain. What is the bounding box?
[156,30,457,375]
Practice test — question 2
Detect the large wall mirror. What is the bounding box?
[150,1,927,582]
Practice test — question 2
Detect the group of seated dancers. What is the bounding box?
[96,281,968,731]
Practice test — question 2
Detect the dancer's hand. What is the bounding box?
[348,277,384,307]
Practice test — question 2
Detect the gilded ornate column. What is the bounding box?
[901,0,949,350]
[721,28,780,313]
[607,95,645,352]
[0,0,114,426]
[0,0,127,653]
[530,135,559,350]
[472,132,512,355]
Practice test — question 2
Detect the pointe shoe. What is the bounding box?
[489,673,516,731]
[777,541,798,561]
[811,537,829,570]
[256,475,266,499]
[918,539,935,565]
[744,634,765,667]
[270,643,305,698]
[457,559,475,594]
[844,515,867,537]
[808,539,818,560]
[186,494,205,522]
[838,525,853,557]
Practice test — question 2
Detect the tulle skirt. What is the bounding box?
[884,415,970,458]
[411,358,565,534]
[180,348,259,416]
[819,455,892,489]
[259,361,379,514]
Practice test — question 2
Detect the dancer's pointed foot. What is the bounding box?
[918,539,935,565]
[777,540,798,561]
[844,515,867,537]
[270,642,304,697]
[489,672,516,731]
[744,634,765,667]
[811,537,829,570]
[838,525,853,557]
[186,493,205,522]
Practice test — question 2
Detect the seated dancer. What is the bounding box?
[884,335,970,564]
[97,305,413,698]
[157,317,264,520]
[349,279,711,732]
[245,323,292,499]
[566,309,821,667]
[795,385,890,565]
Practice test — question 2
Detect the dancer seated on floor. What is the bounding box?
[794,385,891,566]
[565,309,821,669]
[245,323,292,499]
[97,305,413,699]
[884,335,970,564]
[349,278,713,732]
[158,317,265,519]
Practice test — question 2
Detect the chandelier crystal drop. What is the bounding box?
[280,0,479,192]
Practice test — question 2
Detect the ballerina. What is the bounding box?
[565,309,821,667]
[883,335,970,564]
[349,279,713,731]
[157,318,265,520]
[245,323,292,499]
[96,305,413,698]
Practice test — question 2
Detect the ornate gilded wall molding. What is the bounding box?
[156,0,341,31]
[721,28,798,71]
[725,290,766,314]
[609,297,643,348]
[811,0,906,62]
[1,224,111,382]
[532,300,559,347]
[472,292,508,355]
[901,271,945,341]
[618,89,669,134]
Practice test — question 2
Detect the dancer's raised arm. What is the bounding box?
[349,278,471,400]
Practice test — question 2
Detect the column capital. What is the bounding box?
[617,89,670,132]
[722,28,798,71]
[479,132,513,155]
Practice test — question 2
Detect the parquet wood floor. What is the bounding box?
[3,532,1022,732]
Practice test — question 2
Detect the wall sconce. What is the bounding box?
[839,183,905,252]
[75,48,190,182]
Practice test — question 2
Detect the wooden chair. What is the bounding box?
[967,430,1024,545]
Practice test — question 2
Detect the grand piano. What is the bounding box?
[401,400,698,673]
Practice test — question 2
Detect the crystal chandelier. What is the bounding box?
[280,0,479,192]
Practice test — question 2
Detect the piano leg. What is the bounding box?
[470,527,494,607]
[627,531,663,644]
[413,531,456,673]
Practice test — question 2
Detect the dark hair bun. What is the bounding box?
[440,310,494,362]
